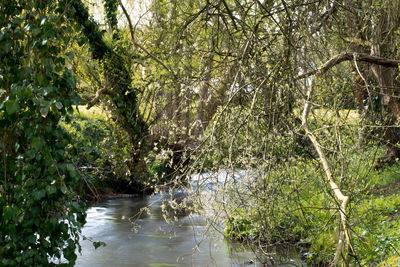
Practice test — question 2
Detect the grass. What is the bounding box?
[221,141,400,265]
[73,105,106,121]
[293,108,360,124]
[309,108,359,123]
[305,157,400,265]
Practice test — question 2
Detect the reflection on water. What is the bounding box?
[76,195,303,267]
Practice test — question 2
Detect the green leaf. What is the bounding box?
[5,100,19,115]
[40,105,50,118]
[33,189,45,200]
[42,86,54,96]
[48,165,57,175]
[60,184,68,194]
[13,17,23,26]
[46,185,57,195]
[40,101,50,118]
[27,235,37,244]
[66,76,76,90]
[66,163,75,172]
[31,137,45,150]
[93,241,106,249]
[36,73,45,85]
[55,101,63,110]
[32,27,41,36]
[3,42,12,53]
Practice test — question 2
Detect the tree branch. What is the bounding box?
[295,52,400,80]
[118,0,174,76]
[180,4,209,32]
[221,0,238,31]
[86,88,113,109]
[310,1,339,33]
[301,77,351,266]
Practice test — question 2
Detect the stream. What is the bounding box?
[75,194,305,266]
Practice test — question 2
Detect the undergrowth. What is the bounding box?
[60,106,171,198]
[222,150,400,265]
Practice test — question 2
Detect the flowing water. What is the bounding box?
[75,194,304,267]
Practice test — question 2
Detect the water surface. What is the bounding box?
[76,195,302,267]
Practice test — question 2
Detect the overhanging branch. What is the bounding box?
[301,77,352,266]
[295,52,400,80]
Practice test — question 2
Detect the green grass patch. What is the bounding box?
[222,146,400,265]
[73,105,106,121]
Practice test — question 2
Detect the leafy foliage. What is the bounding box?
[0,0,86,265]
[2,0,400,265]
[61,110,141,194]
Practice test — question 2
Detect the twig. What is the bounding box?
[82,176,99,200]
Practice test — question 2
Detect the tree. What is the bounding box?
[69,0,151,186]
[149,0,400,265]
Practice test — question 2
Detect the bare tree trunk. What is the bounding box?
[344,0,371,148]
[369,3,400,166]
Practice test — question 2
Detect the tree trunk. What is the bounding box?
[370,2,400,166]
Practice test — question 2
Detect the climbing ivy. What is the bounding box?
[68,0,149,181]
[0,0,86,265]
[103,0,119,40]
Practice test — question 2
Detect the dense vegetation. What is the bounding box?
[0,1,86,265]
[1,0,400,265]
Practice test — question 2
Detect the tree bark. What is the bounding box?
[369,2,400,166]
[295,52,400,80]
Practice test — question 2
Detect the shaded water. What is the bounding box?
[76,195,303,267]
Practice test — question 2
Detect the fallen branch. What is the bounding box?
[302,78,351,265]
[295,52,400,80]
